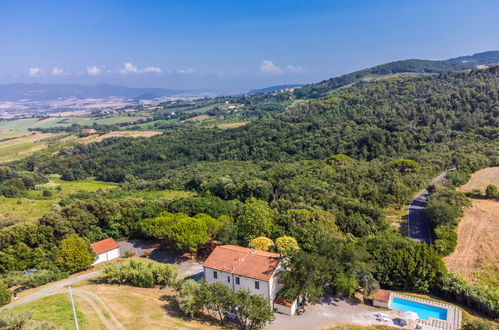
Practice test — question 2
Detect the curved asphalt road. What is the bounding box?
[407,169,455,244]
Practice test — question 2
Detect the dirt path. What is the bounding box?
[0,271,100,312]
[444,199,499,283]
[72,288,125,330]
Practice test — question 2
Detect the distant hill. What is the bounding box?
[0,83,185,101]
[294,50,499,98]
[249,84,304,94]
[447,50,499,65]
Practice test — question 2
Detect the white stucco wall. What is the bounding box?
[93,248,120,265]
[274,299,297,315]
[203,266,272,300]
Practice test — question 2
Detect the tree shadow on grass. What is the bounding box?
[159,294,235,329]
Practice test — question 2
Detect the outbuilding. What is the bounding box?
[373,289,392,308]
[90,238,120,265]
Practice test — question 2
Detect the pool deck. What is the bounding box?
[391,293,462,330]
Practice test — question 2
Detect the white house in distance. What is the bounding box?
[90,238,120,265]
[203,245,296,314]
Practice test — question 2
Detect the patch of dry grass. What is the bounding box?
[444,199,499,286]
[216,121,249,129]
[458,167,499,192]
[80,131,162,143]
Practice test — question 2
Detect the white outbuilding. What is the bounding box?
[90,238,120,265]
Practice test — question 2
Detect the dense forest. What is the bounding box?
[1,66,498,316]
[20,67,498,181]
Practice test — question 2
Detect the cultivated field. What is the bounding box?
[80,130,162,143]
[216,121,249,129]
[444,167,499,286]
[458,167,499,192]
[444,199,499,286]
[0,132,59,163]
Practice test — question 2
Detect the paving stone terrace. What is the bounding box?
[391,293,462,330]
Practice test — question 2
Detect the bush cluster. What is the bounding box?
[100,260,178,288]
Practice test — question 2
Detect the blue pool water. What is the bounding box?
[391,298,447,320]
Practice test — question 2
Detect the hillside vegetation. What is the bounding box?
[1,65,498,318]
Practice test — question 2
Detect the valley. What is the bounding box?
[0,53,498,329]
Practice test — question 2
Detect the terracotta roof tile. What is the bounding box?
[203,245,280,281]
[90,238,119,255]
[373,289,391,303]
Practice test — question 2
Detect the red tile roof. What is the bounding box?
[274,297,295,307]
[373,289,391,303]
[90,238,119,255]
[203,245,280,281]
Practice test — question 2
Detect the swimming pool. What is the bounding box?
[391,297,448,320]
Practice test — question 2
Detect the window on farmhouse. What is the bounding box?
[228,276,230,283]
[213,271,218,279]
[235,277,240,285]
[255,281,260,289]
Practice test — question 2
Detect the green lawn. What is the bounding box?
[0,293,88,330]
[0,179,118,222]
[0,118,70,131]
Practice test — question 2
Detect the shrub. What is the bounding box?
[275,236,299,254]
[485,184,498,199]
[100,260,178,288]
[0,282,11,306]
[433,274,498,318]
[2,269,67,289]
[177,280,202,318]
[249,237,274,252]
[462,320,493,330]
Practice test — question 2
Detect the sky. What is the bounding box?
[0,0,498,91]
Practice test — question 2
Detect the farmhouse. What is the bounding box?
[203,245,282,303]
[90,238,120,265]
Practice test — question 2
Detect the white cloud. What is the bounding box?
[51,67,67,76]
[120,62,139,74]
[177,68,195,74]
[259,60,282,74]
[286,64,304,73]
[28,67,43,77]
[120,62,162,74]
[86,66,102,76]
[259,60,305,74]
[142,66,162,73]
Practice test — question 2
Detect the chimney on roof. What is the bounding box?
[250,248,255,255]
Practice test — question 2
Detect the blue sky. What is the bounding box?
[0,0,498,90]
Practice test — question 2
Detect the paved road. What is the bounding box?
[0,271,100,312]
[407,169,455,244]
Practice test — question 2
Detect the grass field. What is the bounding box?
[0,179,118,223]
[0,115,150,132]
[444,167,499,287]
[69,280,220,330]
[444,198,499,287]
[0,132,60,163]
[458,167,499,192]
[0,293,89,330]
[216,121,249,129]
[0,118,67,131]
[79,130,162,143]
